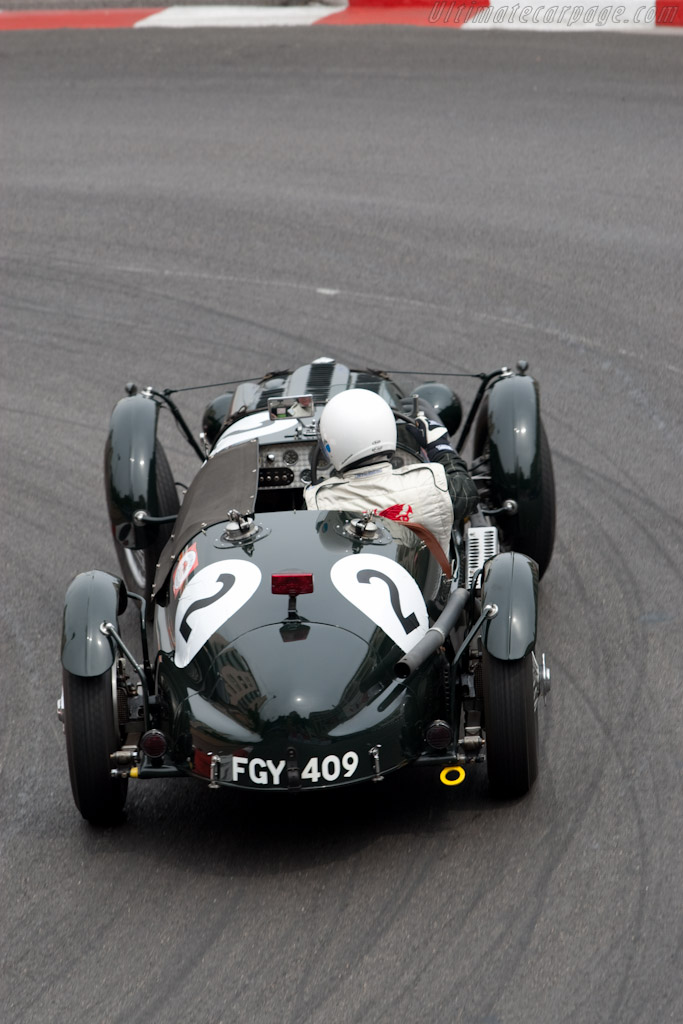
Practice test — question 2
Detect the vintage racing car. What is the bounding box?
[59,357,554,823]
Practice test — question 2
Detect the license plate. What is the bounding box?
[219,751,361,787]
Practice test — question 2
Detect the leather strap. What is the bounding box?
[405,522,453,579]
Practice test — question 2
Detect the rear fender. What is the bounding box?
[481,552,538,660]
[104,392,161,550]
[61,570,126,678]
[486,373,541,535]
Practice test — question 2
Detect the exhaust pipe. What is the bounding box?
[394,587,469,680]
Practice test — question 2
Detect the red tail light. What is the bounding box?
[140,729,167,759]
[425,720,453,750]
[271,573,314,596]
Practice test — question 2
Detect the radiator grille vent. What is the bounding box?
[466,527,499,589]
[306,361,337,401]
[354,372,382,393]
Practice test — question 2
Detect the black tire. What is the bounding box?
[63,665,128,825]
[482,650,538,799]
[113,441,179,606]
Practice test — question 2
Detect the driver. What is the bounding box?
[304,389,479,558]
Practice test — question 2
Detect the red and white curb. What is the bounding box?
[0,0,681,29]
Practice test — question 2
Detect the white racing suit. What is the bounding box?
[305,458,465,557]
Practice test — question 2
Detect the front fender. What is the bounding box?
[61,571,126,677]
[104,392,161,550]
[481,552,538,660]
[486,373,541,535]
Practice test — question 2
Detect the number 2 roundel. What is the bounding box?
[174,559,262,669]
[330,554,428,653]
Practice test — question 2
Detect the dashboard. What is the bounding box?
[258,442,420,490]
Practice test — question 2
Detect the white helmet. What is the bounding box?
[319,389,397,473]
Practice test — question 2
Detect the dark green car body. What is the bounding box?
[60,359,552,821]
[155,510,441,790]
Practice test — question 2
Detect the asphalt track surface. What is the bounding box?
[1,27,682,1024]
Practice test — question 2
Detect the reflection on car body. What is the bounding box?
[58,357,554,825]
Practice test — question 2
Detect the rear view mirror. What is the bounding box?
[268,395,315,421]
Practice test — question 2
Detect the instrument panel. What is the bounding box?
[258,442,324,489]
[258,443,419,490]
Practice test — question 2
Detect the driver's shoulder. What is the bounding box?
[393,461,448,490]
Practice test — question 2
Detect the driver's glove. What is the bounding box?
[405,413,453,459]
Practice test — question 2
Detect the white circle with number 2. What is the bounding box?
[330,553,428,652]
[174,560,262,668]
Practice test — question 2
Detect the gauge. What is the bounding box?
[300,469,312,484]
[283,449,299,466]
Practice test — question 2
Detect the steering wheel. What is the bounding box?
[309,441,330,488]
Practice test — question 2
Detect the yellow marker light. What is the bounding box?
[130,767,139,779]
[440,765,466,787]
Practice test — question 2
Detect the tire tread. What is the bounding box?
[482,651,539,799]
[63,669,127,825]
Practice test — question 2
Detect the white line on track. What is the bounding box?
[136,4,341,27]
[2,251,681,376]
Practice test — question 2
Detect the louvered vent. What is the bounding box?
[466,527,499,589]
[354,372,382,393]
[306,361,336,401]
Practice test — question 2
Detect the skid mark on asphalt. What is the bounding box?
[547,445,682,1021]
[7,248,683,385]
[2,253,335,373]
